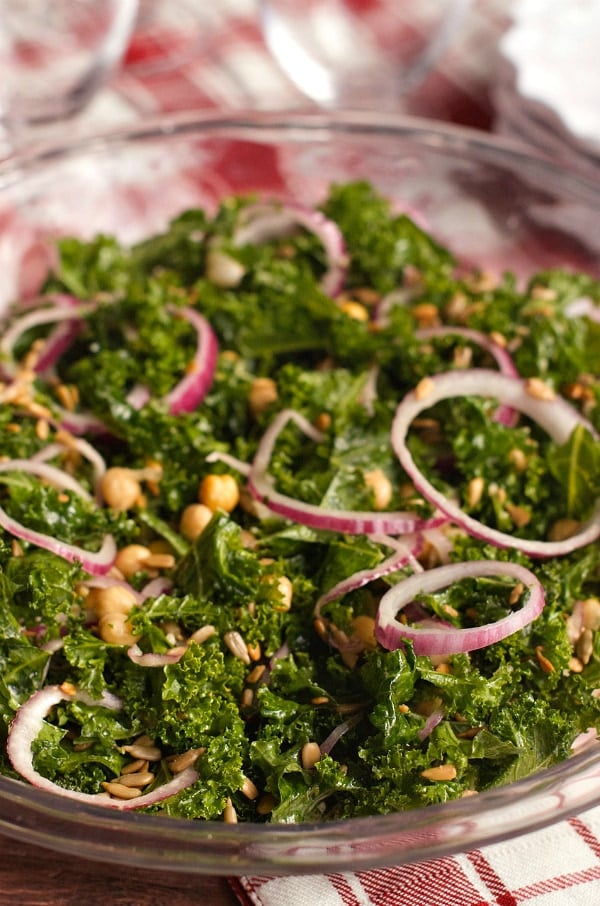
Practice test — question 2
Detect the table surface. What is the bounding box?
[0,832,238,905]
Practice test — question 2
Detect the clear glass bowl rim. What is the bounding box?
[0,108,599,877]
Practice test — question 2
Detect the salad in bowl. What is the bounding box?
[0,111,599,873]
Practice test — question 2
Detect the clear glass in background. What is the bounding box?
[0,0,139,152]
[258,0,473,109]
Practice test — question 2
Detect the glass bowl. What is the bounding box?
[0,110,599,877]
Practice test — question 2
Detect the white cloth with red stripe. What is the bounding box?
[30,2,600,903]
[230,809,600,905]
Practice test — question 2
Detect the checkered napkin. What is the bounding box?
[107,0,509,129]
[228,808,600,906]
[85,3,600,904]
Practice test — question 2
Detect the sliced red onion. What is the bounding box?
[319,713,363,757]
[0,298,93,378]
[415,325,519,426]
[233,201,348,297]
[205,450,252,477]
[0,457,93,500]
[40,638,65,655]
[163,306,218,415]
[421,526,456,566]
[358,365,379,417]
[314,533,423,619]
[75,688,124,712]
[414,328,517,379]
[125,383,152,410]
[248,408,445,536]
[139,576,173,601]
[375,559,545,655]
[127,643,187,667]
[565,296,600,323]
[373,288,413,327]
[51,407,110,437]
[81,576,143,606]
[32,437,107,501]
[571,728,600,754]
[417,708,444,741]
[6,685,198,810]
[391,369,600,558]
[0,458,116,574]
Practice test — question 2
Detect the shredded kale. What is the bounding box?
[0,180,599,821]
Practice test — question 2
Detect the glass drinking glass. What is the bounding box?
[0,0,139,153]
[258,0,472,109]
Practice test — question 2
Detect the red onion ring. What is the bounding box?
[0,458,116,574]
[233,201,348,297]
[248,408,445,536]
[205,450,252,476]
[125,383,152,410]
[319,713,363,757]
[82,576,143,607]
[415,326,519,426]
[51,407,110,437]
[565,296,600,323]
[314,533,423,619]
[375,559,545,655]
[390,369,600,558]
[358,364,379,417]
[155,306,218,415]
[32,437,107,501]
[127,643,187,667]
[414,327,518,379]
[0,298,94,378]
[6,685,198,809]
[417,708,444,741]
[139,576,173,600]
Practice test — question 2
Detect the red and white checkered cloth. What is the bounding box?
[50,2,600,902]
[87,0,509,131]
[228,810,600,906]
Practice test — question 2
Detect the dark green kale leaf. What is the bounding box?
[321,181,455,293]
[173,511,260,603]
[547,424,600,518]
[49,235,132,297]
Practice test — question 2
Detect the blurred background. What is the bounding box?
[1,0,598,181]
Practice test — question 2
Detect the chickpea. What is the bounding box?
[98,611,140,645]
[199,474,239,513]
[364,468,392,511]
[101,467,141,510]
[114,544,151,578]
[248,377,278,417]
[93,585,139,619]
[179,503,213,541]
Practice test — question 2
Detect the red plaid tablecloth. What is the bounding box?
[228,810,600,905]
[85,0,509,131]
[48,2,600,903]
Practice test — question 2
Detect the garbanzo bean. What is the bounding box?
[114,544,151,578]
[179,503,213,541]
[92,585,138,619]
[199,474,239,512]
[100,467,141,510]
[248,377,278,417]
[364,468,392,511]
[98,611,140,645]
